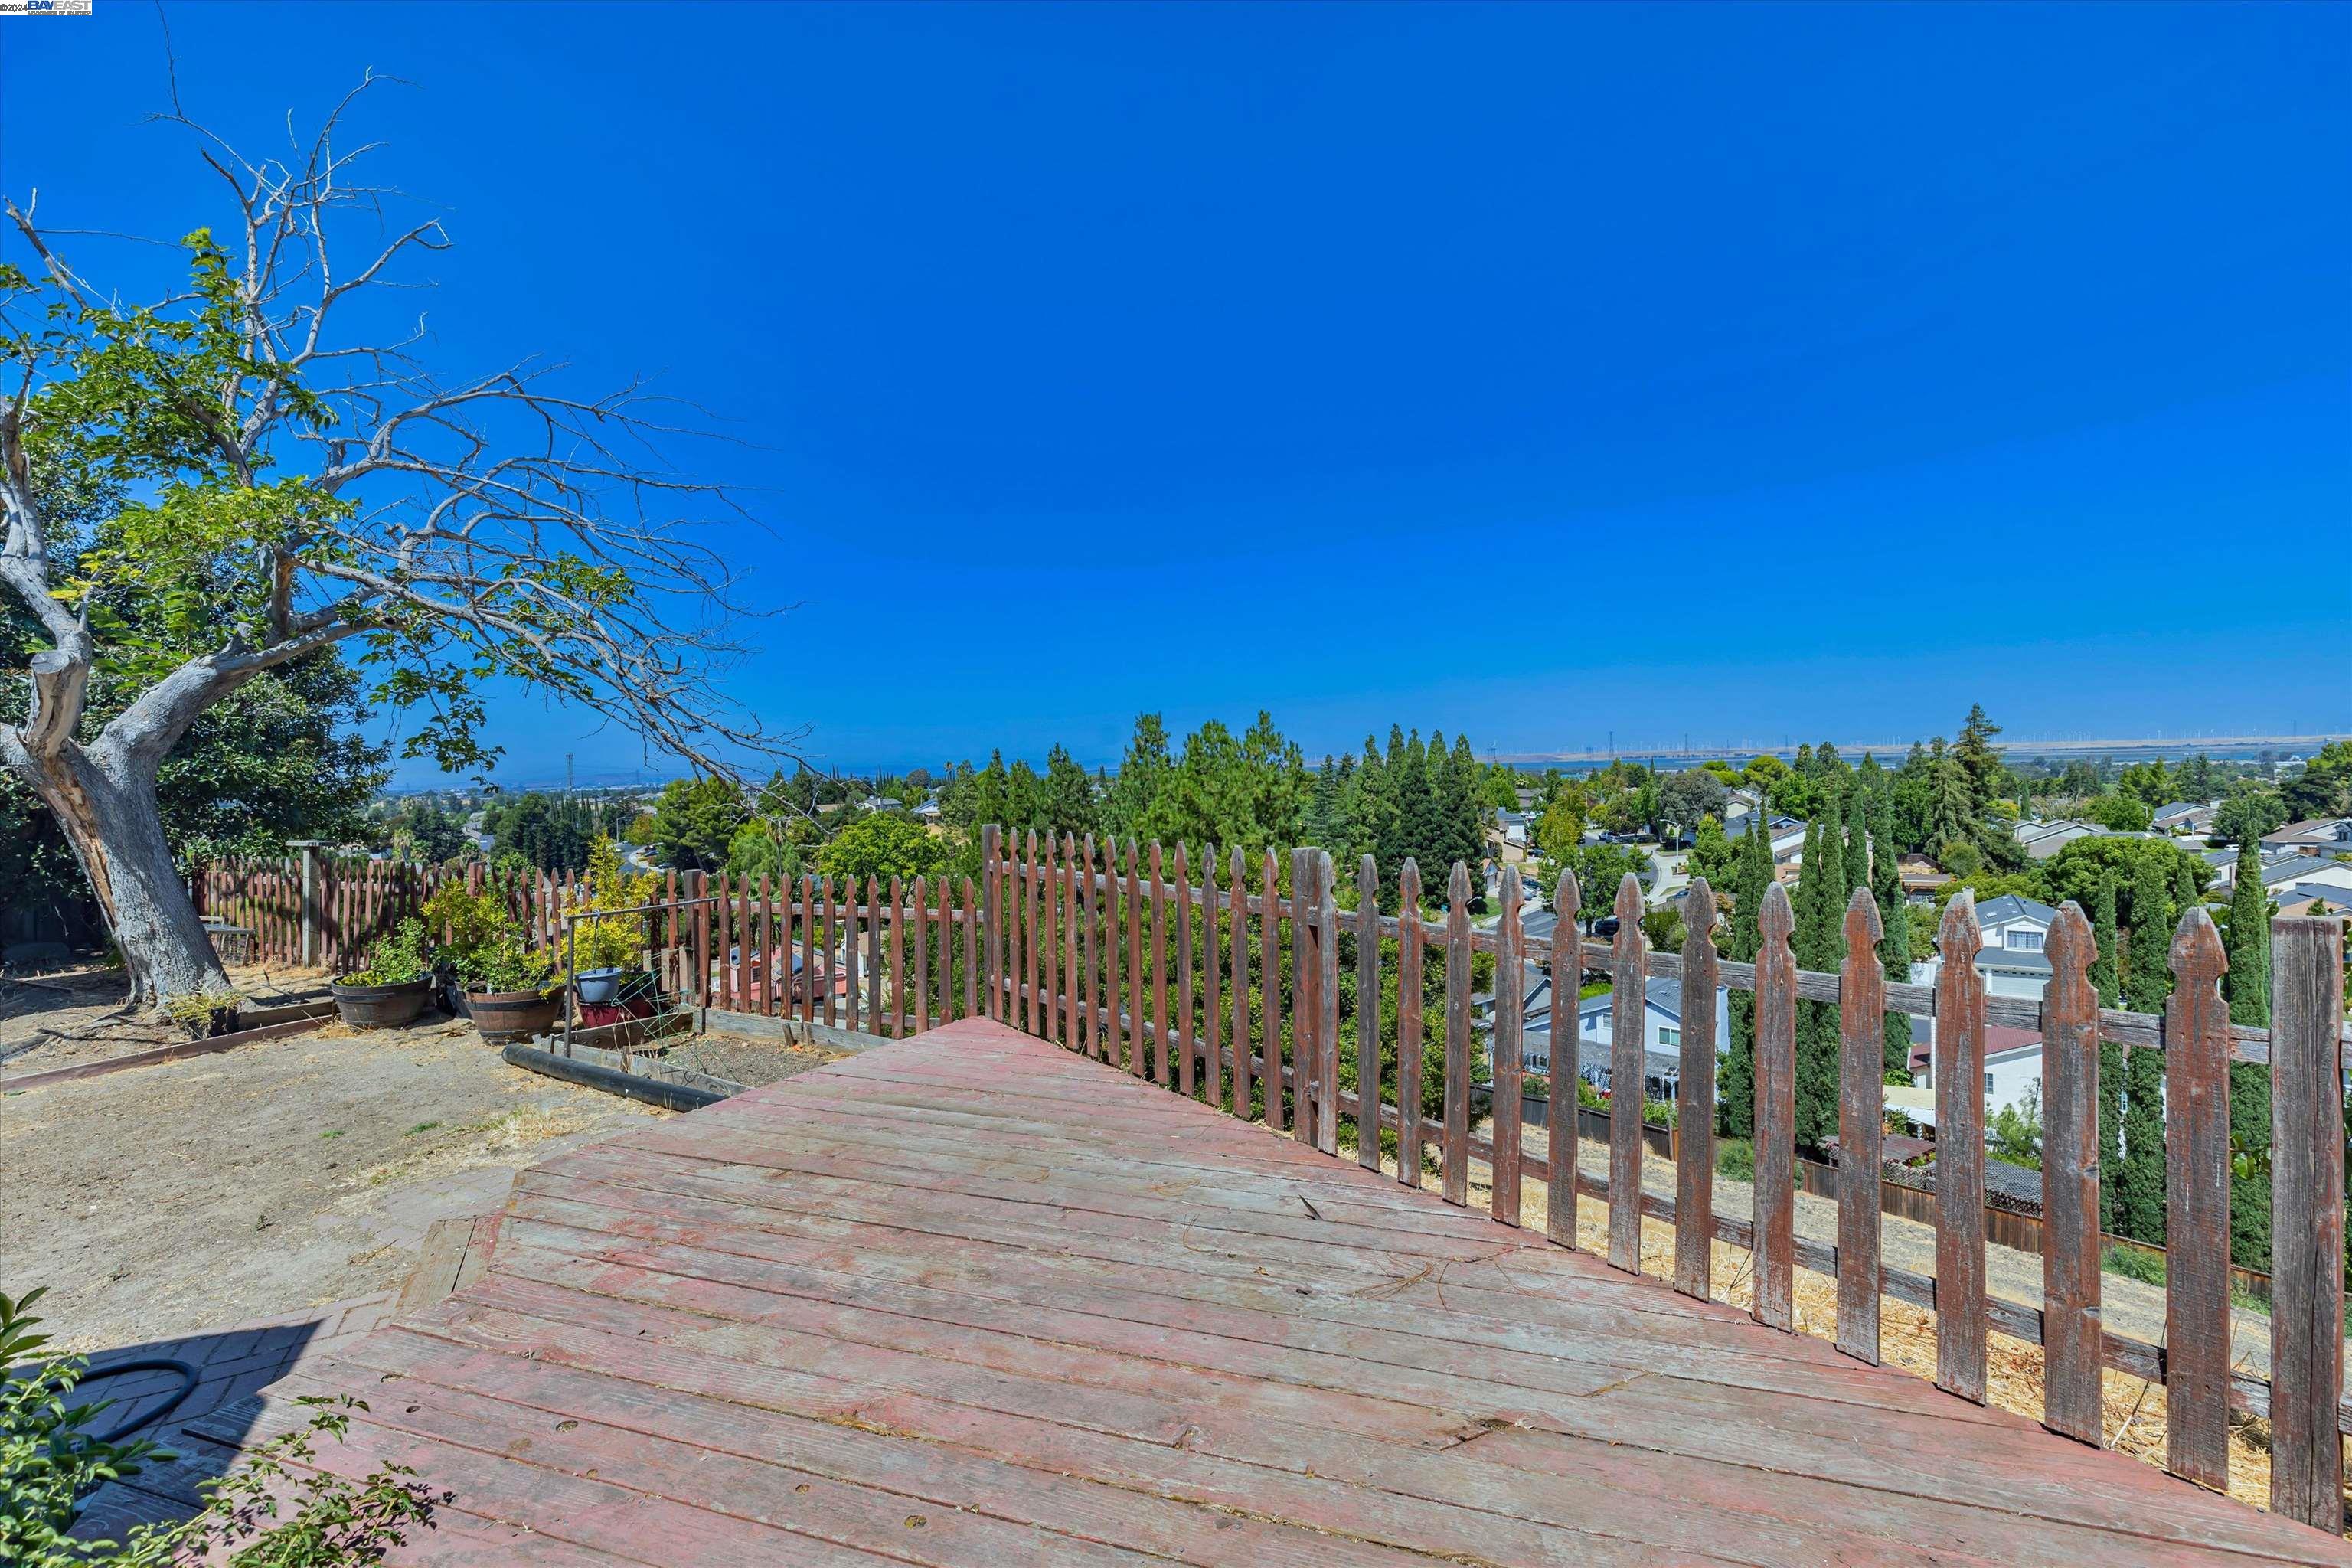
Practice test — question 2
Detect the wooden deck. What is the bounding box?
[219,1018,2350,1566]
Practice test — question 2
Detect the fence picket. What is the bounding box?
[1260,851,1281,1128]
[1175,844,1196,1097]
[1398,860,1426,1190]
[1356,854,1382,1172]
[1202,848,1222,1110]
[1315,850,1339,1157]
[1837,887,1886,1364]
[1673,878,1718,1294]
[1934,890,1988,1403]
[2269,916,2347,1528]
[1064,835,1081,1047]
[1105,844,1125,1070]
[937,871,954,1026]
[1548,868,1583,1243]
[1292,850,1317,1145]
[866,874,885,1035]
[1442,861,1472,1207]
[1754,881,1798,1331]
[980,825,1001,1021]
[1608,873,1647,1272]
[913,876,931,1036]
[1126,842,1146,1078]
[1232,846,1253,1121]
[2163,907,2231,1489]
[2040,900,2102,1442]
[1494,864,1526,1224]
[821,874,839,1027]
[1150,842,1171,1086]
[961,876,978,1021]
[1080,836,1101,1058]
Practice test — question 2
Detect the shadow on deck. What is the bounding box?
[204,1018,2347,1566]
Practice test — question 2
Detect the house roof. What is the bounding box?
[1973,893,2058,926]
[1723,813,1802,841]
[2262,854,2342,887]
[2151,802,2208,821]
[2288,884,2352,910]
[1576,976,1682,1022]
[2268,818,2352,841]
[1976,946,2053,974]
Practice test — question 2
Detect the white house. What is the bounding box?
[2259,854,2352,902]
[2150,801,2217,838]
[1912,1024,2046,1125]
[1517,977,1730,1102]
[2262,818,2352,857]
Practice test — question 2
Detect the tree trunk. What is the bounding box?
[11,742,233,1010]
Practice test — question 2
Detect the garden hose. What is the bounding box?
[75,1355,202,1442]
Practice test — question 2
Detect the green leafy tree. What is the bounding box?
[1038,743,1099,838]
[0,94,773,1011]
[2278,740,2352,819]
[648,776,749,872]
[1867,790,1910,1077]
[1688,814,1734,890]
[2211,782,2287,847]
[818,810,950,885]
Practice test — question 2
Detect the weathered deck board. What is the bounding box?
[245,1019,2350,1566]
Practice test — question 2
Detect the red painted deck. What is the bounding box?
[222,1019,2348,1565]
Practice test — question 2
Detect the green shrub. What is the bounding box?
[3,1286,444,1566]
[416,886,553,995]
[345,919,431,987]
[2101,1243,2167,1287]
[1717,1138,1756,1182]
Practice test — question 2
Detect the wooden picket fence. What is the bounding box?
[192,829,2350,1527]
[971,826,2350,1530]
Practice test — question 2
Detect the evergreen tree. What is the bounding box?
[2118,856,2174,1243]
[1040,743,1099,838]
[1791,808,1843,1153]
[1302,755,1354,858]
[1868,792,1909,1078]
[2091,872,2126,1235]
[1719,805,1772,1138]
[2224,838,2273,1272]
[1102,714,1173,841]
[1953,703,2004,816]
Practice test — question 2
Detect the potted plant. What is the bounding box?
[330,920,435,1029]
[570,838,658,1011]
[420,883,560,1044]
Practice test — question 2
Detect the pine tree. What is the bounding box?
[2118,856,2173,1243]
[2224,838,2273,1271]
[2091,872,2126,1235]
[1040,743,1099,838]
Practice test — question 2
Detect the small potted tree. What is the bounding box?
[330,919,436,1029]
[420,883,560,1044]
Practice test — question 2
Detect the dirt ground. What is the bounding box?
[0,960,338,1076]
[0,1011,671,1354]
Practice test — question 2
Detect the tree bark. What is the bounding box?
[8,740,233,1009]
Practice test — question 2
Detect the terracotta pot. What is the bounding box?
[329,976,433,1031]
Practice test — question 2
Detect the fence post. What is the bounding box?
[2269,916,2347,1530]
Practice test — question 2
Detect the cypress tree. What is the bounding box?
[1792,807,1842,1153]
[2224,838,2273,1271]
[1869,795,1909,1079]
[2118,856,2173,1243]
[2092,872,2126,1236]
[1720,811,1771,1137]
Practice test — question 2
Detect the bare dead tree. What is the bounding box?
[0,77,786,1008]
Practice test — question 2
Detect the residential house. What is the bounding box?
[1488,810,1534,864]
[1897,855,1952,902]
[2261,818,2352,857]
[2282,885,2352,917]
[1913,1024,2045,1124]
[2258,854,2352,903]
[2150,801,2217,838]
[1910,895,2058,1070]
[1518,977,1731,1102]
[2011,818,2107,861]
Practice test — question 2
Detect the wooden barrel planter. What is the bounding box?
[465,988,562,1045]
[329,976,433,1031]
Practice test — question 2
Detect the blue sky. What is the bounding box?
[7,2,2347,785]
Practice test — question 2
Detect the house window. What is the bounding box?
[2007,929,2044,952]
[1984,1072,1994,1096]
[1659,1027,1681,1048]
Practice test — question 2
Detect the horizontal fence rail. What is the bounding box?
[965,827,2350,1534]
